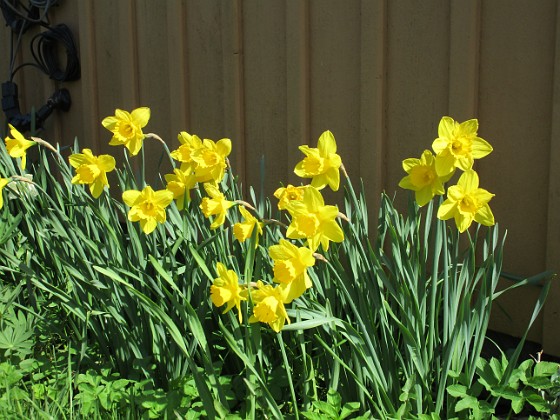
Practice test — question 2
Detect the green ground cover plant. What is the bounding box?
[0,111,556,418]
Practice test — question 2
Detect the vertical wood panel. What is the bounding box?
[359,0,387,214]
[166,1,190,138]
[308,0,361,208]
[478,0,557,343]
[285,0,310,186]
[385,1,449,208]
[544,1,560,355]
[185,1,226,138]
[447,0,481,119]
[76,0,100,151]
[221,0,246,181]
[242,1,287,199]
[135,1,173,184]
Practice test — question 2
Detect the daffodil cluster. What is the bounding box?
[2,124,60,209]
[4,124,36,170]
[399,116,495,233]
[2,110,347,333]
[209,130,346,332]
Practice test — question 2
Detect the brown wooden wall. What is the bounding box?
[2,0,560,355]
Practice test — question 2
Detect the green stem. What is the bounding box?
[278,333,299,419]
[141,143,146,188]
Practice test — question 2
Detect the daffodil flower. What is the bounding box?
[398,150,453,206]
[233,206,263,246]
[274,184,307,210]
[249,281,290,332]
[170,131,203,168]
[102,107,150,156]
[164,168,197,210]
[0,177,9,209]
[437,169,495,233]
[269,239,315,303]
[432,116,493,176]
[191,138,231,183]
[294,130,342,191]
[200,183,234,229]
[4,124,36,170]
[285,186,344,251]
[210,262,247,323]
[122,185,173,234]
[69,149,116,198]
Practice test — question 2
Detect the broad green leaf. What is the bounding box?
[340,402,361,419]
[455,395,479,413]
[446,384,468,398]
[511,396,525,414]
[490,385,520,400]
[524,391,550,413]
[313,401,339,417]
[534,361,560,378]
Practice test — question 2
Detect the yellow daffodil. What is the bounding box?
[274,184,307,210]
[164,168,197,210]
[269,239,315,303]
[0,177,9,209]
[69,149,116,198]
[294,130,342,191]
[210,262,247,323]
[398,150,453,206]
[191,138,231,183]
[122,185,173,234]
[200,183,234,229]
[249,281,290,332]
[432,116,493,176]
[233,206,263,246]
[4,124,36,170]
[285,186,344,252]
[437,169,495,233]
[102,107,150,156]
[170,131,203,168]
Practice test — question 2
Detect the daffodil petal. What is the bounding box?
[123,190,142,206]
[458,118,479,135]
[97,155,116,171]
[455,212,474,233]
[435,153,455,176]
[472,188,494,205]
[438,116,456,139]
[317,130,337,155]
[474,204,495,226]
[437,200,456,220]
[90,179,105,198]
[153,190,174,207]
[141,218,158,234]
[415,188,433,207]
[69,153,89,168]
[325,167,340,191]
[398,175,416,191]
[471,137,493,159]
[402,158,420,172]
[458,170,479,192]
[131,107,151,127]
[101,115,119,129]
[216,138,232,157]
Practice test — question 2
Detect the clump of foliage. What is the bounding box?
[0,112,555,418]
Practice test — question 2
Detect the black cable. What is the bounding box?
[2,0,78,132]
[1,0,51,25]
[8,16,27,79]
[29,23,80,82]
